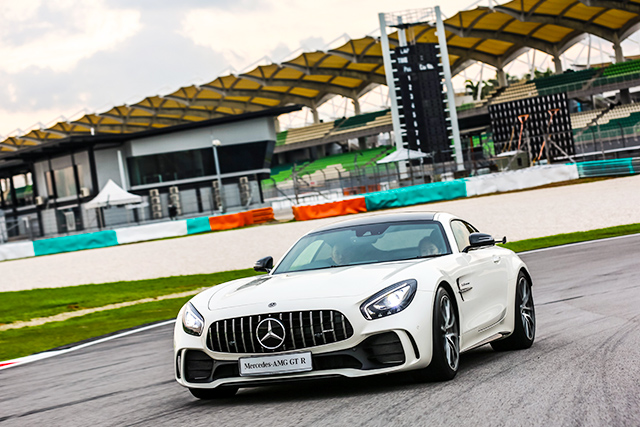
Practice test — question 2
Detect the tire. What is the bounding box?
[416,286,460,382]
[491,271,535,351]
[188,386,238,400]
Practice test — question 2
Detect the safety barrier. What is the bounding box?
[292,197,367,221]
[576,158,638,178]
[290,164,581,221]
[365,180,467,211]
[0,207,275,261]
[465,164,579,196]
[33,231,119,257]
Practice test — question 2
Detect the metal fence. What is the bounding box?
[260,159,470,211]
[0,180,265,242]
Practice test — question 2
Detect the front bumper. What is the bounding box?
[176,329,423,389]
[174,290,435,389]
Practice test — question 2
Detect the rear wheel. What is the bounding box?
[491,271,535,351]
[188,386,238,400]
[416,287,459,381]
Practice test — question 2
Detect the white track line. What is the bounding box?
[520,232,640,254]
[0,320,176,371]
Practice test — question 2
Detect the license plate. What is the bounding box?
[239,352,312,376]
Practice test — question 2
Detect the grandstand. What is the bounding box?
[267,145,395,187]
[274,110,392,158]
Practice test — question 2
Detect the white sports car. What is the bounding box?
[174,212,535,399]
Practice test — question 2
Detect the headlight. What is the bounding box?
[182,302,205,336]
[360,279,417,320]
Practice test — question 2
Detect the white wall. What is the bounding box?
[94,148,125,190]
[129,117,276,157]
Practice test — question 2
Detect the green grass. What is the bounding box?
[0,297,192,361]
[0,269,260,325]
[2,223,639,362]
[500,223,640,253]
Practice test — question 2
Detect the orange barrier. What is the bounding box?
[251,207,275,224]
[208,212,252,231]
[292,197,367,221]
[208,207,275,231]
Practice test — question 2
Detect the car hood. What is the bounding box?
[207,261,424,311]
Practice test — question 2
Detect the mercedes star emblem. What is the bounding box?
[256,318,286,350]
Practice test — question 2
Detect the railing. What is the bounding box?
[537,71,640,97]
[574,122,640,144]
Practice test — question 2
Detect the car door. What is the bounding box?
[450,220,509,339]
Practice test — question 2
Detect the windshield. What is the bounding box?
[273,221,451,274]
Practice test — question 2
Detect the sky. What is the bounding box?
[0,0,473,137]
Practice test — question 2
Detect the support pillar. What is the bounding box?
[436,6,464,172]
[553,53,563,74]
[378,12,404,152]
[352,98,361,115]
[613,36,631,103]
[311,107,320,124]
[497,68,507,87]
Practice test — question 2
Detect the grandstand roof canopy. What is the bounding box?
[2,0,639,154]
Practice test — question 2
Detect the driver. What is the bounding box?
[418,238,440,257]
[331,242,351,265]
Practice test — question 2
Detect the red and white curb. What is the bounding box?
[0,319,176,371]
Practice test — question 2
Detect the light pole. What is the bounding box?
[212,139,225,213]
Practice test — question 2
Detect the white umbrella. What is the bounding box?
[83,179,142,209]
[376,148,429,164]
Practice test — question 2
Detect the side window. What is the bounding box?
[464,222,478,233]
[450,220,472,252]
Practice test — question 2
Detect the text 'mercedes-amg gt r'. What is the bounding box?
[174,212,535,399]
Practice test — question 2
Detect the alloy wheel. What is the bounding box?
[440,295,459,371]
[519,276,535,341]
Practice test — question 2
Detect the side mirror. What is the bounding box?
[463,233,497,253]
[254,256,273,272]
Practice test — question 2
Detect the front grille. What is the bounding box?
[207,310,354,354]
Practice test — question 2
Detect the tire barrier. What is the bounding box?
[292,197,367,221]
[1,208,275,260]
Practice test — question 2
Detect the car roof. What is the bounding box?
[310,211,438,234]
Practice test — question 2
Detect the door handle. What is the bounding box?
[492,255,501,264]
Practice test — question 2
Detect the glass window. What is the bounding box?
[274,221,451,274]
[450,220,472,252]
[127,148,215,186]
[45,166,82,198]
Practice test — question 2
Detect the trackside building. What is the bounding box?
[0,106,298,239]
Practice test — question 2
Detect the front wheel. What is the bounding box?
[188,386,238,400]
[491,271,535,351]
[415,286,460,381]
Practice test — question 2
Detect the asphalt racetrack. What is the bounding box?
[1,235,639,426]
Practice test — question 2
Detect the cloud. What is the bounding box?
[0,2,228,134]
[179,0,467,69]
[0,1,142,74]
[0,0,472,135]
